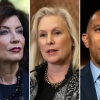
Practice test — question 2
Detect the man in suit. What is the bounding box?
[81,10,100,100]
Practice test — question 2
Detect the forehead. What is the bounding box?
[1,15,21,26]
[38,15,66,29]
[87,11,100,31]
[90,11,100,24]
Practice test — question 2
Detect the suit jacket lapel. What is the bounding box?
[81,63,98,100]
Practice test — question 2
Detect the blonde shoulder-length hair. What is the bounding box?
[30,7,79,73]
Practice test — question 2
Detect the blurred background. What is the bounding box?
[0,0,29,18]
[30,0,79,34]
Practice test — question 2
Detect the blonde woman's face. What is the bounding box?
[38,15,73,65]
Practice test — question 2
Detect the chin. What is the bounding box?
[9,58,22,62]
[9,55,23,62]
[47,58,60,64]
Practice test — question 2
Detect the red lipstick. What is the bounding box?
[10,47,21,52]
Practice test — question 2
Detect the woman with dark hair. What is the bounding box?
[0,6,29,100]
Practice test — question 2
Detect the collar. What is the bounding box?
[90,60,100,82]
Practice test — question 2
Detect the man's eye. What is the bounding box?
[95,28,100,32]
[0,30,8,35]
[16,30,23,34]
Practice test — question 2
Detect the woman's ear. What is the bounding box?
[82,33,89,48]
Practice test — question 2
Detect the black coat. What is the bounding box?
[0,70,29,100]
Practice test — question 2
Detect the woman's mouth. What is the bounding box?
[10,47,21,52]
[47,49,58,55]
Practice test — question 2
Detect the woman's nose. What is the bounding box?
[46,34,54,45]
[10,31,20,43]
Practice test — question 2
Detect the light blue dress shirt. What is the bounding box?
[90,60,100,100]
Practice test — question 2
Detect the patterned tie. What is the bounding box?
[96,76,100,100]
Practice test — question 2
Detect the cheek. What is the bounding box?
[58,36,72,50]
[89,36,99,48]
[20,36,25,47]
[38,39,45,50]
[88,37,100,56]
[0,38,9,49]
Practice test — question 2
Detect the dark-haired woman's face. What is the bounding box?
[0,15,25,62]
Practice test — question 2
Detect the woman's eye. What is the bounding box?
[0,30,8,35]
[54,31,61,35]
[40,33,46,37]
[16,30,23,34]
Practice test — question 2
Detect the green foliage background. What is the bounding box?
[8,0,29,14]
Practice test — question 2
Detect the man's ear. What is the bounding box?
[82,33,89,48]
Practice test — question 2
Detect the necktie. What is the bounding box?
[96,76,100,100]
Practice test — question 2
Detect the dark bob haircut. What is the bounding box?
[0,6,29,71]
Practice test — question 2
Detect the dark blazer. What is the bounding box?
[81,63,98,100]
[0,70,29,100]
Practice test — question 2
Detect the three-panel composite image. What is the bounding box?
[0,0,100,100]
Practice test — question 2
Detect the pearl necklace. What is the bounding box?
[44,69,63,89]
[3,70,22,100]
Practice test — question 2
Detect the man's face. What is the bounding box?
[82,11,100,67]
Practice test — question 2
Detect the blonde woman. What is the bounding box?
[30,7,79,100]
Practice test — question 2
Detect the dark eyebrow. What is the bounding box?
[1,26,23,29]
[1,26,9,29]
[94,25,100,28]
[16,26,23,29]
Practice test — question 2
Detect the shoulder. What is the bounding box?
[68,70,79,89]
[66,70,79,85]
[22,69,29,92]
[22,69,29,81]
[21,70,29,99]
[31,62,47,79]
[30,78,38,100]
[72,70,79,80]
[66,70,79,99]
[54,71,79,100]
[30,78,37,89]
[81,62,90,77]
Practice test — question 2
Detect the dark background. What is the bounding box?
[81,0,100,66]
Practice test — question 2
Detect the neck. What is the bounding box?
[91,58,100,68]
[0,61,19,85]
[47,63,70,83]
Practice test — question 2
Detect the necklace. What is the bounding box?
[3,69,22,100]
[44,69,63,89]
